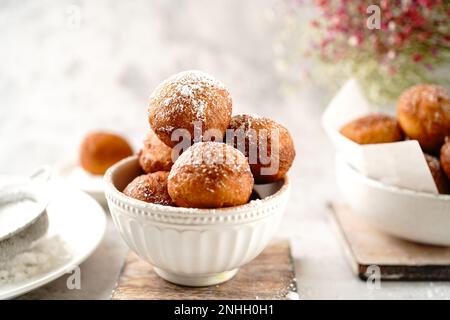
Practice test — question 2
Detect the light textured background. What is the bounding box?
[1,0,449,299]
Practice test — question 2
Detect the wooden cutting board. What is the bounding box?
[111,239,298,300]
[330,202,450,281]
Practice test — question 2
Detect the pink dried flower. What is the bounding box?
[280,0,450,103]
[305,0,449,69]
[412,54,423,62]
[310,20,320,28]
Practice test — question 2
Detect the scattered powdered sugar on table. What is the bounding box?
[0,235,71,285]
[285,291,300,300]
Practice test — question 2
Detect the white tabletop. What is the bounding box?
[1,0,449,299]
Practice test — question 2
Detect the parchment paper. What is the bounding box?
[322,79,438,194]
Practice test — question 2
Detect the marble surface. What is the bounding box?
[1,0,450,299]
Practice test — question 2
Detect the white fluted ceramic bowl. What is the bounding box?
[104,156,290,286]
[336,155,450,246]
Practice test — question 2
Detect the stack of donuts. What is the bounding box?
[340,84,450,194]
[123,70,296,208]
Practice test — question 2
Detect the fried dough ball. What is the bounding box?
[424,154,450,195]
[139,130,174,173]
[167,142,254,208]
[397,84,450,153]
[148,70,232,148]
[227,114,295,184]
[340,114,404,145]
[440,139,450,180]
[123,171,175,206]
[80,132,133,175]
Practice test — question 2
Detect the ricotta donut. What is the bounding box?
[440,139,450,180]
[425,154,450,195]
[148,70,232,147]
[397,84,450,153]
[139,130,174,173]
[340,114,404,145]
[80,131,133,175]
[123,171,175,206]
[167,142,253,208]
[228,114,295,183]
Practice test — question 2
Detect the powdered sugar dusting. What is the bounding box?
[163,98,172,107]
[169,142,251,182]
[196,100,206,121]
[123,172,174,206]
[400,84,450,116]
[228,114,282,158]
[179,85,192,97]
[0,235,71,285]
[230,114,273,131]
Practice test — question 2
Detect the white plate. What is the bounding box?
[57,162,106,206]
[0,184,106,299]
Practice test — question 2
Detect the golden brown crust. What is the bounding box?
[167,142,254,208]
[425,154,450,195]
[148,70,232,148]
[340,114,404,145]
[228,114,295,184]
[440,139,450,180]
[123,171,175,206]
[80,132,133,175]
[139,130,173,173]
[397,84,450,153]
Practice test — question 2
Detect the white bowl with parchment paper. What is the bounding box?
[322,79,440,195]
[336,155,450,246]
[324,80,450,246]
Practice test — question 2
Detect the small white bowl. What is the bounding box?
[336,155,450,246]
[104,156,290,286]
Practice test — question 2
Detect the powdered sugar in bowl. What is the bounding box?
[104,155,290,286]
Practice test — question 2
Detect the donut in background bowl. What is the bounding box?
[397,84,450,154]
[441,139,450,180]
[339,114,404,145]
